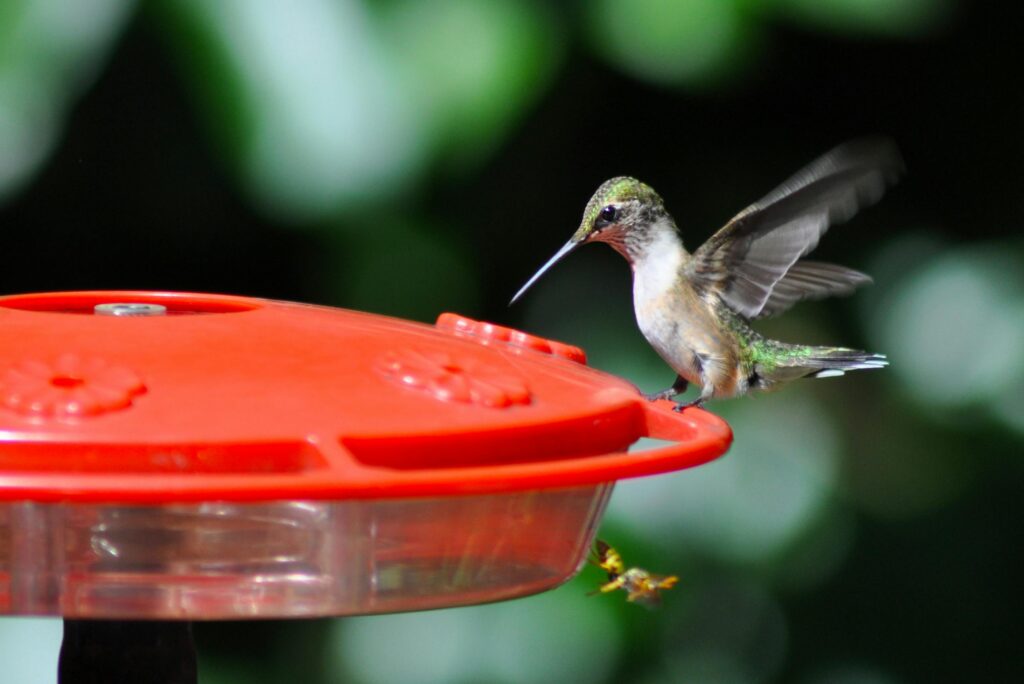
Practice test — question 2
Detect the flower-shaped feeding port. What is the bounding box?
[377,349,531,408]
[0,353,146,419]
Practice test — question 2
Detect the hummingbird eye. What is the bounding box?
[598,205,618,225]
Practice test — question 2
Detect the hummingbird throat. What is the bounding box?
[624,218,686,280]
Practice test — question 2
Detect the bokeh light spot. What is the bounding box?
[871,245,1024,409]
[610,395,840,563]
[587,0,755,87]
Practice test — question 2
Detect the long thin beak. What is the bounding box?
[509,239,579,305]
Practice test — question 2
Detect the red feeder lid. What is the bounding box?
[0,291,732,619]
[0,291,731,502]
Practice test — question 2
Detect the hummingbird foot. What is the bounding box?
[672,398,705,412]
[645,388,677,402]
[644,376,689,403]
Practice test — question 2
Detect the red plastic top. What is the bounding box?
[0,291,731,502]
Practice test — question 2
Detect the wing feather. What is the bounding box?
[757,261,872,318]
[689,137,903,319]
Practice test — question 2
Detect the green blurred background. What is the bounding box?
[1,0,1021,682]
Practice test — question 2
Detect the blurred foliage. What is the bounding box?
[586,0,758,88]
[153,0,561,219]
[0,0,133,200]
[1,0,1023,682]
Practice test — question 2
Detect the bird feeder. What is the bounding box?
[0,291,731,682]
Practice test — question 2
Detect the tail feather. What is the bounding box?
[793,348,888,379]
[748,337,888,390]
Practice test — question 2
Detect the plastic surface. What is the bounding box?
[0,291,731,618]
[0,486,612,618]
[0,292,731,502]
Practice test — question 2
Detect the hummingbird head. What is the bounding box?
[570,176,670,259]
[510,176,675,305]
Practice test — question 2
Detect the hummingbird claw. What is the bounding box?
[672,398,705,412]
[644,389,677,402]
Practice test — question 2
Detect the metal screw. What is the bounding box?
[94,303,168,317]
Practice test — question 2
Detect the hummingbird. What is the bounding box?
[510,138,903,410]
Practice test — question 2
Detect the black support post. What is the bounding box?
[58,619,197,684]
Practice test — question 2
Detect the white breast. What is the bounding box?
[630,227,694,376]
[632,226,684,305]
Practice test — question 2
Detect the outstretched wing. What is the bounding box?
[688,137,903,319]
[757,260,872,319]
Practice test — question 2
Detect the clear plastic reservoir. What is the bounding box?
[0,485,612,619]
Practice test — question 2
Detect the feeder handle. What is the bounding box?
[341,399,733,497]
